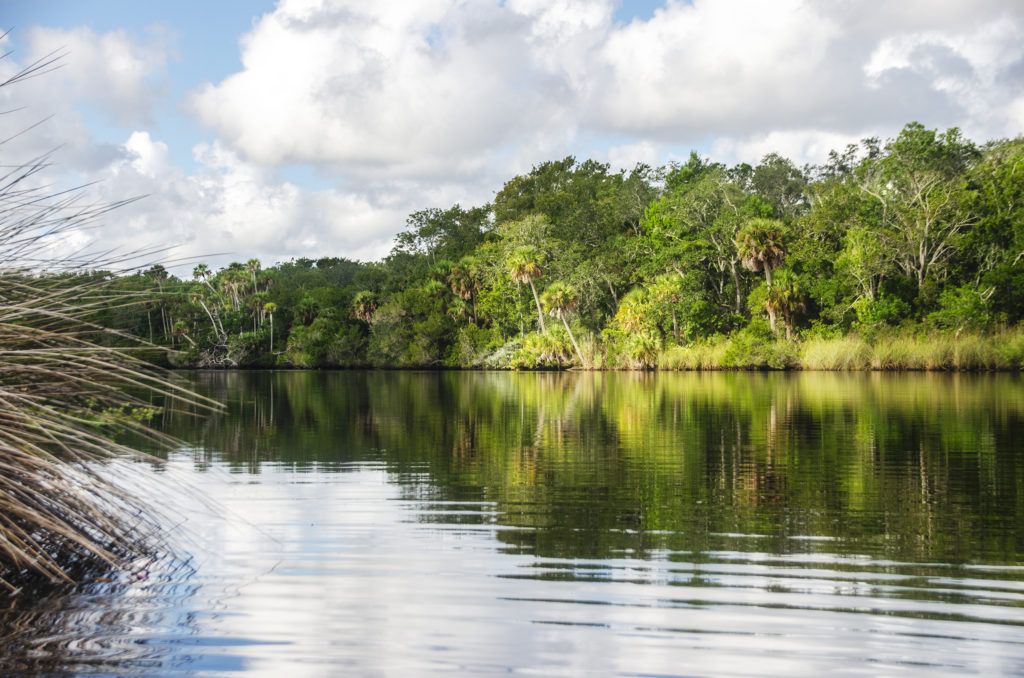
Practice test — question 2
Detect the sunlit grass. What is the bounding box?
[799,336,871,370]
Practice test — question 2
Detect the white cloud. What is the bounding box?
[6,1,1024,269]
[83,134,412,270]
[597,0,842,134]
[710,129,867,168]
[602,140,660,171]
[864,16,1024,138]
[22,25,172,127]
[187,0,606,179]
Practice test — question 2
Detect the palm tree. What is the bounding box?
[508,247,546,334]
[448,256,481,324]
[423,279,448,299]
[297,296,319,325]
[541,281,584,364]
[447,297,472,323]
[430,259,453,282]
[351,291,378,323]
[765,270,806,340]
[616,287,651,334]
[736,218,788,288]
[246,258,262,292]
[650,273,685,341]
[172,320,196,347]
[263,302,278,353]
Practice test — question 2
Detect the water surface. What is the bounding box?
[3,371,1023,676]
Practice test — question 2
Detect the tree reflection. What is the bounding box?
[156,371,1024,565]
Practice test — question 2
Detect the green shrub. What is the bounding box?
[722,320,799,369]
[509,329,575,369]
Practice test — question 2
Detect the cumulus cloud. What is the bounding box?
[21,25,172,127]
[189,0,1024,172]
[6,1,1024,268]
[80,133,418,270]
[187,0,604,179]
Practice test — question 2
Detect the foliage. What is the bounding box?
[81,121,1024,372]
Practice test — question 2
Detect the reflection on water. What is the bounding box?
[3,371,1023,676]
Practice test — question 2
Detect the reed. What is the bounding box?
[799,336,871,370]
[659,340,730,370]
[0,53,212,594]
[869,331,1020,371]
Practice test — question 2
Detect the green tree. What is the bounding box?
[351,291,378,323]
[736,218,788,289]
[859,123,979,290]
[263,302,278,353]
[508,247,546,334]
[541,281,584,364]
[764,270,806,340]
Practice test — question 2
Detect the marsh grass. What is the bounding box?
[0,51,214,594]
[867,331,1023,371]
[799,336,871,370]
[0,271,212,593]
[655,331,1024,372]
[659,341,730,370]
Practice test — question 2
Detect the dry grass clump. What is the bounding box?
[0,271,206,593]
[0,51,211,594]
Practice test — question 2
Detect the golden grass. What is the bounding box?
[656,330,1024,372]
[658,340,730,370]
[799,336,871,370]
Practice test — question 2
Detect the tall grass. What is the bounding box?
[799,336,871,370]
[658,330,1024,372]
[868,332,1022,370]
[659,341,730,370]
[0,52,211,593]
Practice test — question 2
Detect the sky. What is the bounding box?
[2,0,1023,273]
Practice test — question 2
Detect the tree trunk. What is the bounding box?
[730,260,742,314]
[562,317,584,365]
[605,278,618,315]
[767,306,777,334]
[765,265,773,289]
[672,311,679,341]
[528,279,546,334]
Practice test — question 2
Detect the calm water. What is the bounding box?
[3,371,1024,676]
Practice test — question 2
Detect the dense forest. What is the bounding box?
[93,122,1024,370]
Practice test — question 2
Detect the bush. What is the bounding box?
[927,284,992,331]
[853,294,912,333]
[721,320,799,370]
[509,329,575,369]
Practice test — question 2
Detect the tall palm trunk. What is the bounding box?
[528,279,546,334]
[561,316,584,364]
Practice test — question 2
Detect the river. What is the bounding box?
[3,371,1023,676]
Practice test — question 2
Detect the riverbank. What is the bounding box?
[657,330,1024,371]
[162,328,1024,372]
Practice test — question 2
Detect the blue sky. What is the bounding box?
[2,0,1022,271]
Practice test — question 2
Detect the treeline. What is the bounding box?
[95,122,1024,369]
